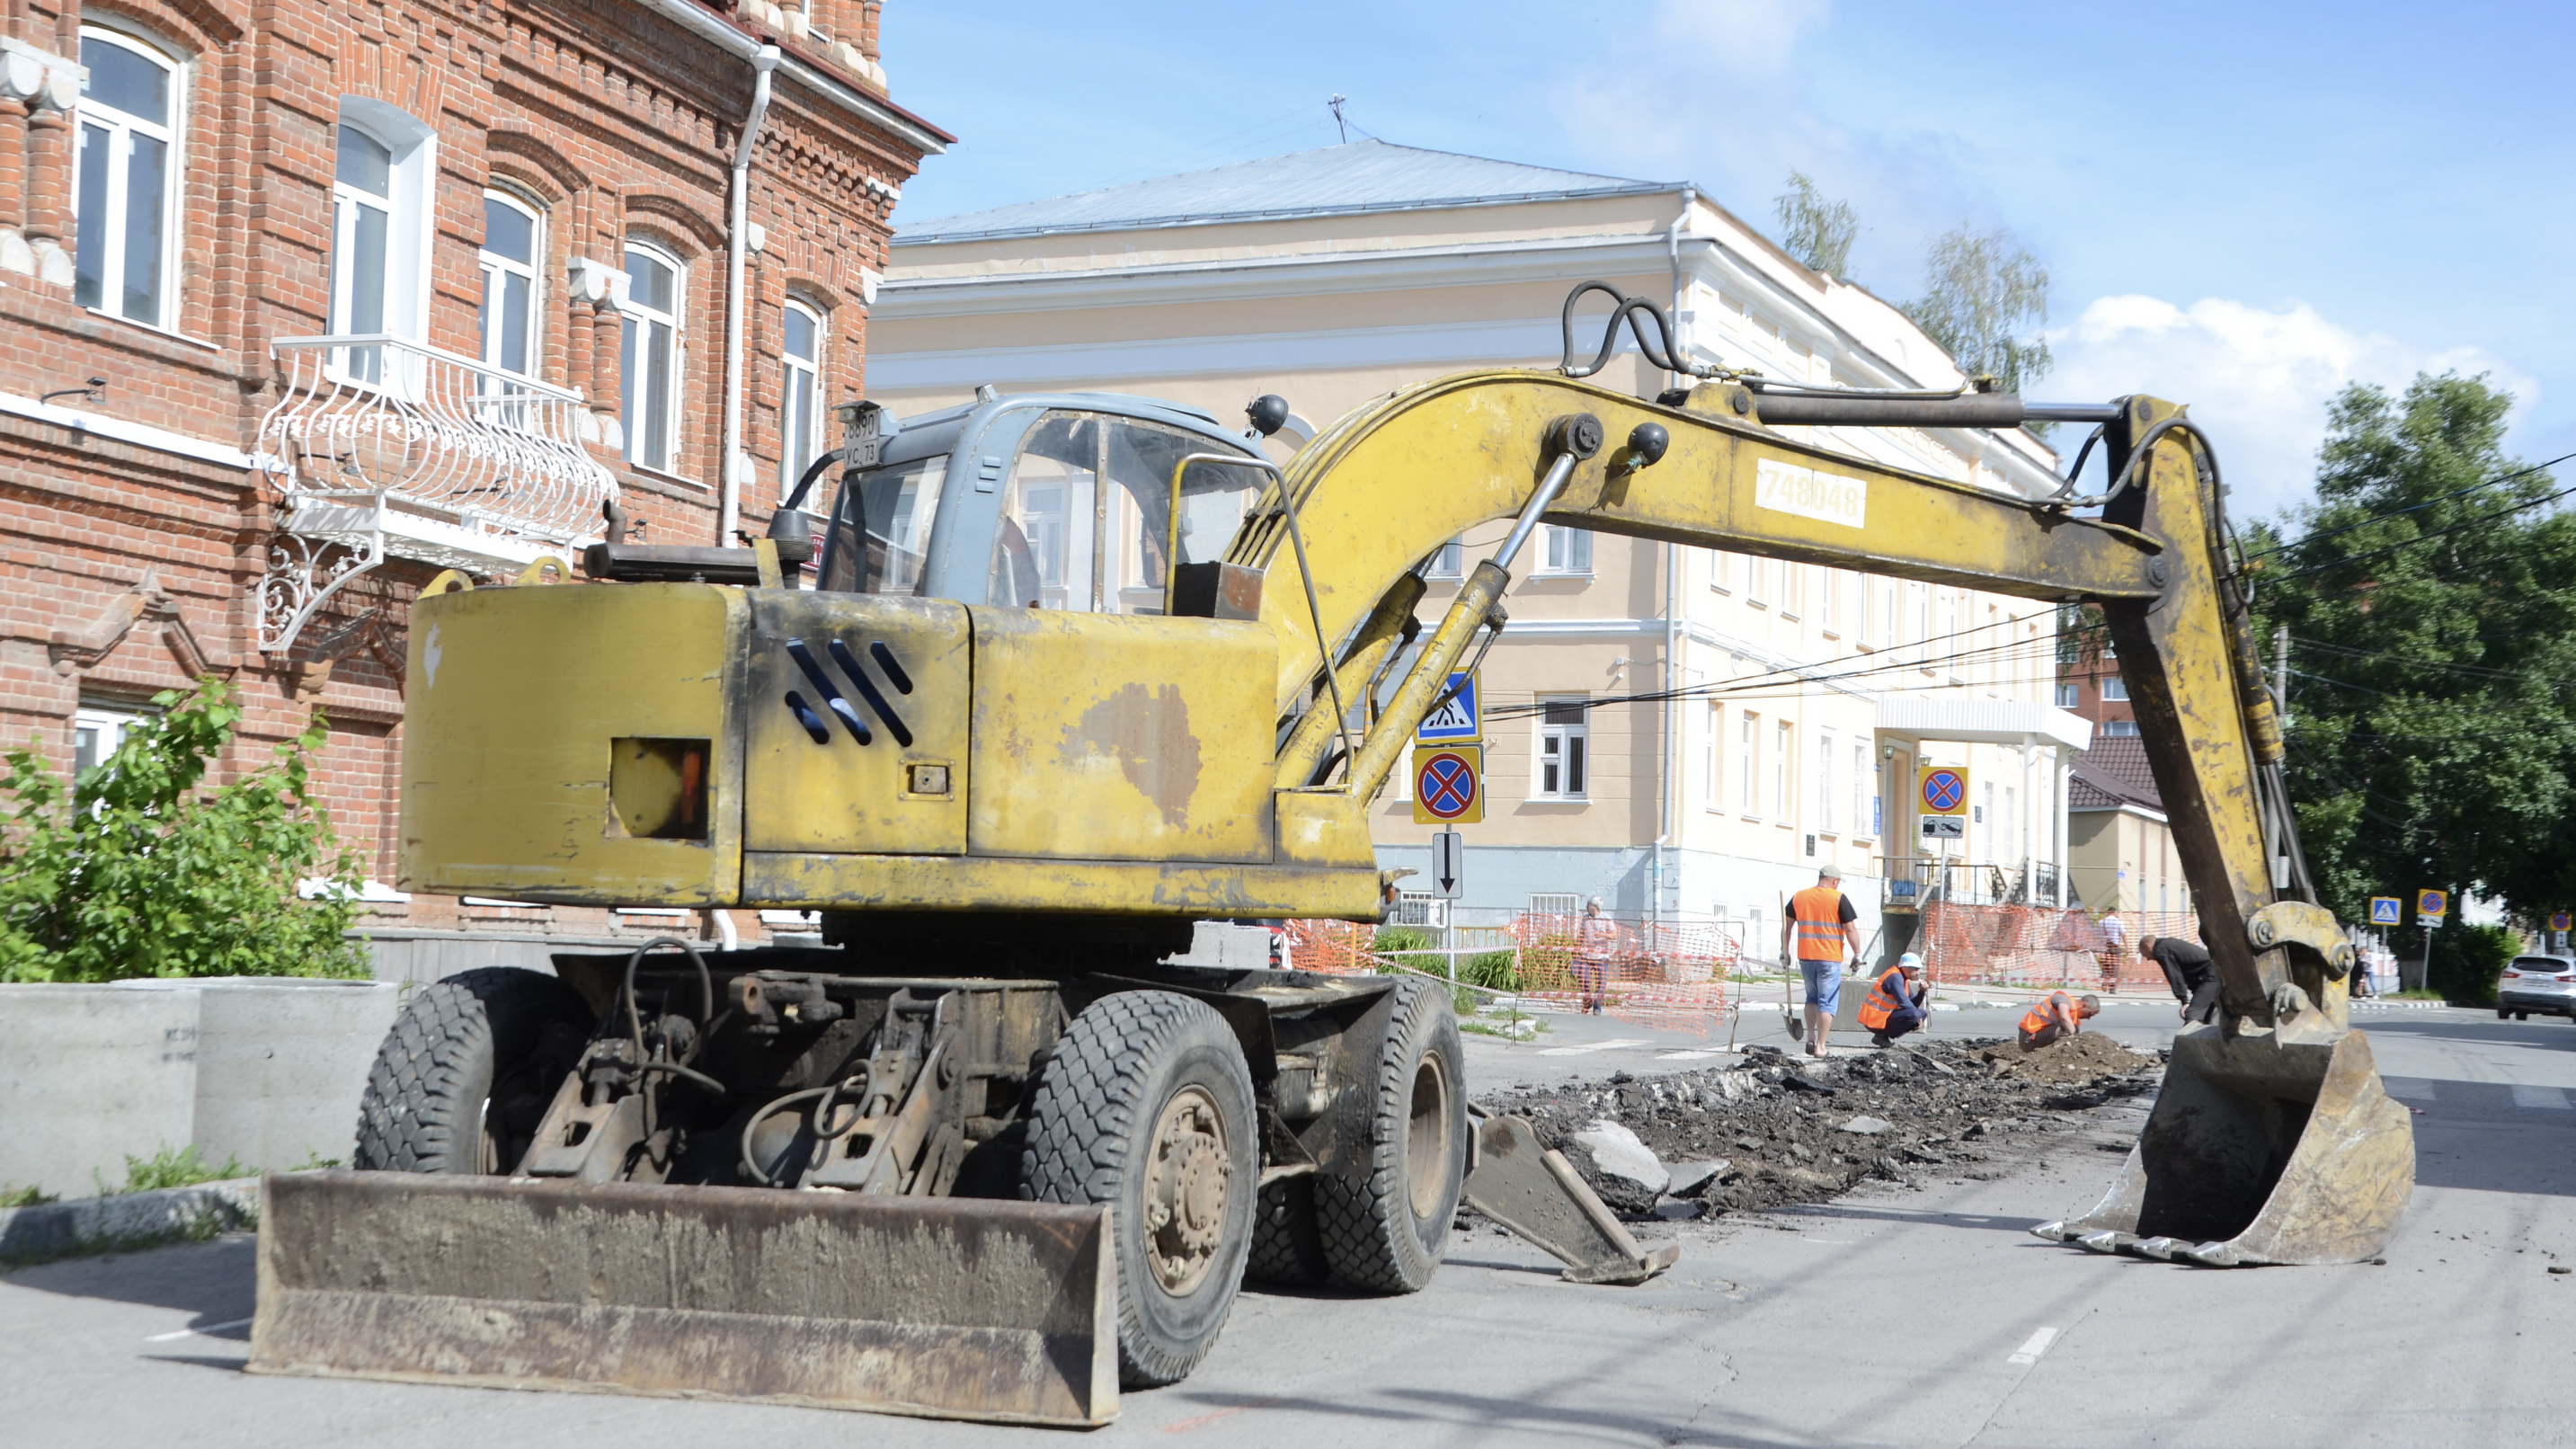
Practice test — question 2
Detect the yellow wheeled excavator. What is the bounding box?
[250,282,2412,1426]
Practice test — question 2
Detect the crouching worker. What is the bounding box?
[1860,953,1932,1047]
[2018,990,2101,1050]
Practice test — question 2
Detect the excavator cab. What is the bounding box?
[809,392,1269,612]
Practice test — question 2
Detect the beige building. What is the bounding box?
[870,141,2089,958]
[2066,736,2190,918]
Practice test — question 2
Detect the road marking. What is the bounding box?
[145,1317,252,1343]
[1657,1050,1727,1061]
[2006,1326,2060,1365]
[2512,1085,2573,1111]
[1535,1038,1652,1056]
[1161,1397,1284,1433]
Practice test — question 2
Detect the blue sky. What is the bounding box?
[882,0,2570,520]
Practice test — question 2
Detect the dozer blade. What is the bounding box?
[250,1170,1118,1426]
[1461,1114,1680,1285]
[2030,1026,2413,1266]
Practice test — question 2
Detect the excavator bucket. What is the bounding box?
[1461,1114,1680,1285]
[2032,1026,2414,1266]
[249,1171,1119,1426]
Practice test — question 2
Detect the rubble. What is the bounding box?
[1478,1035,2162,1222]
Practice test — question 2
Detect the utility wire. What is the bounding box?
[2247,451,2576,559]
[2266,477,2576,583]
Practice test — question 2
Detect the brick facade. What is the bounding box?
[0,0,944,939]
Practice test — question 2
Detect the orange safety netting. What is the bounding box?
[1283,914,1743,1035]
[1913,903,2202,991]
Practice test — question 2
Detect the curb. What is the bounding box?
[0,1177,259,1264]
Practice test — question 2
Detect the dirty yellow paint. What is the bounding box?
[741,849,1379,919]
[741,592,971,857]
[400,582,742,903]
[965,608,1275,864]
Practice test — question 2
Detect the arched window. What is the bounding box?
[328,99,435,384]
[73,28,183,327]
[777,298,825,492]
[477,191,544,381]
[620,242,686,474]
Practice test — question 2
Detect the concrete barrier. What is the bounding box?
[0,979,404,1200]
[0,1176,259,1262]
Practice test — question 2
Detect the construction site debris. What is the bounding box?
[1478,1037,2160,1222]
[1976,1031,2161,1084]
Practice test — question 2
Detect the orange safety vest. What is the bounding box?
[2020,991,2079,1037]
[1858,968,1913,1029]
[1790,886,1848,961]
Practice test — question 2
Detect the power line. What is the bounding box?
[2247,450,2576,559]
[2266,476,2576,584]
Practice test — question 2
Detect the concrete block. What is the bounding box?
[0,1176,259,1261]
[0,980,403,1199]
[1165,921,1274,972]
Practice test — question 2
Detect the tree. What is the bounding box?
[0,678,369,982]
[2251,372,2576,954]
[1903,225,2052,397]
[1772,171,1858,280]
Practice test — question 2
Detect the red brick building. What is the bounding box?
[0,0,946,957]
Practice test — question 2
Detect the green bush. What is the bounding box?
[0,679,370,982]
[2432,923,2518,1008]
[1460,949,1521,991]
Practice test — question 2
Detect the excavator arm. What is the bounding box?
[1230,337,2408,1266]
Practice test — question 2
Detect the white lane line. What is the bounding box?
[145,1317,253,1343]
[1535,1038,1652,1056]
[1657,1050,1727,1061]
[2512,1085,2573,1111]
[2006,1326,2060,1366]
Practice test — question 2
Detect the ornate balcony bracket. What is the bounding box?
[253,334,615,653]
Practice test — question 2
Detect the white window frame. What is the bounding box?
[1702,700,1719,807]
[327,98,435,387]
[2102,719,2141,737]
[619,240,688,476]
[1534,697,1589,801]
[1707,547,1729,594]
[476,189,545,382]
[778,297,827,492]
[2055,681,2080,708]
[1537,525,1592,576]
[1739,711,1759,815]
[72,26,184,331]
[1773,720,1791,821]
[74,704,149,776]
[1853,742,1871,840]
[1817,730,1835,832]
[1427,537,1463,579]
[2102,675,2129,702]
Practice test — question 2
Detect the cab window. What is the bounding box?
[818,452,947,594]
[990,411,1261,612]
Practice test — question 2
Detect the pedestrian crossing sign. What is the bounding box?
[2367,896,2401,926]
[1415,670,1481,742]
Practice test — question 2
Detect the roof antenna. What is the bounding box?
[1329,93,1348,144]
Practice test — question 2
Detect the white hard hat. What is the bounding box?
[1898,952,1925,970]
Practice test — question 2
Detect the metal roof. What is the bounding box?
[2068,735,2163,813]
[894,139,1678,245]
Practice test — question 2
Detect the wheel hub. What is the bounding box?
[1142,1086,1231,1294]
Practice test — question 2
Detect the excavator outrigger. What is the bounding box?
[251,283,2412,1425]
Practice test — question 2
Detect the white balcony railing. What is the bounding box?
[252,335,617,653]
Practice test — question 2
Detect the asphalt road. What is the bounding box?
[6,1003,2570,1448]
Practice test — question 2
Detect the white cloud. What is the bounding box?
[2046,296,2538,520]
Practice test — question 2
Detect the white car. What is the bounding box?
[2497,956,2576,1021]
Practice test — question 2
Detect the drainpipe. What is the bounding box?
[1660,187,1693,930]
[719,46,782,546]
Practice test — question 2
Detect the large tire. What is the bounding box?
[1022,991,1257,1389]
[1317,977,1467,1293]
[353,967,592,1175]
[1245,1176,1328,1286]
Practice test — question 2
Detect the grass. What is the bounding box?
[99,1143,247,1197]
[2385,989,2447,1001]
[0,1186,57,1210]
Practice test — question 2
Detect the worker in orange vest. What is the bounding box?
[1860,952,1932,1047]
[1786,867,1861,1057]
[2019,990,2101,1050]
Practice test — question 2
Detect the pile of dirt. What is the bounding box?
[1975,1030,2159,1084]
[1479,1036,2162,1222]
